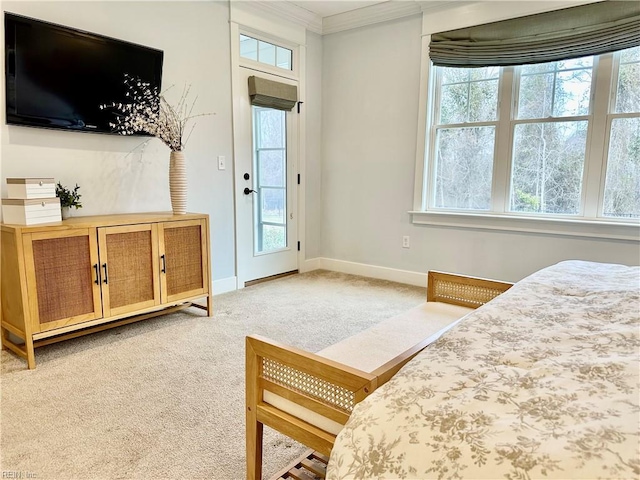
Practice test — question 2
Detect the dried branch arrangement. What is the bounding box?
[100,74,209,152]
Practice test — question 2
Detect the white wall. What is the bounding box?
[305,31,323,259]
[320,14,639,282]
[1,1,236,281]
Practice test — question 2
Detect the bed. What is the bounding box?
[326,261,640,479]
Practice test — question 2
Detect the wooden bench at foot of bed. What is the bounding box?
[246,271,513,480]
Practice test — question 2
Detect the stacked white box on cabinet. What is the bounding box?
[7,178,56,198]
[2,178,62,225]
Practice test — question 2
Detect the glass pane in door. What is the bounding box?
[253,106,287,253]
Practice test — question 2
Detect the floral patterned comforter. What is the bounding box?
[327,261,640,480]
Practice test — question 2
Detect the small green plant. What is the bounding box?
[56,182,82,209]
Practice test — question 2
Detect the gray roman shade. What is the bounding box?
[429,1,640,67]
[248,76,297,111]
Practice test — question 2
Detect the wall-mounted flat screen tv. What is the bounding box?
[4,12,163,134]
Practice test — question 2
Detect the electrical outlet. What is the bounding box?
[218,155,226,170]
[402,236,410,248]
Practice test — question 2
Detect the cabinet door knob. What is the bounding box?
[102,263,108,284]
[93,264,100,285]
[161,254,166,274]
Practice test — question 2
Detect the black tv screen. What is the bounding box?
[4,13,163,134]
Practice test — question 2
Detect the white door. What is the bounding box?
[234,67,298,286]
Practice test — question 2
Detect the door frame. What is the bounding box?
[230,21,307,288]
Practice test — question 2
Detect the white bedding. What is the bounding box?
[327,261,640,479]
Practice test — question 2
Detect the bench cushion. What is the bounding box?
[263,301,473,435]
[317,301,473,372]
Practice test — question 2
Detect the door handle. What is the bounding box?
[244,187,258,195]
[102,263,109,284]
[93,264,100,285]
[161,254,166,274]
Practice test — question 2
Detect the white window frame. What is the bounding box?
[508,58,596,217]
[238,28,300,81]
[428,65,502,212]
[598,52,640,219]
[412,36,640,241]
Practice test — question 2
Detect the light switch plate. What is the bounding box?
[218,155,226,170]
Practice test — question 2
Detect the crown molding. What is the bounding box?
[233,1,603,38]
[239,1,323,35]
[238,1,461,36]
[322,1,423,35]
[417,0,471,14]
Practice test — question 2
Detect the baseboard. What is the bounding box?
[219,258,425,292]
[212,276,237,295]
[300,257,322,273]
[315,258,426,287]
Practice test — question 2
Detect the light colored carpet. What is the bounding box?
[1,270,424,480]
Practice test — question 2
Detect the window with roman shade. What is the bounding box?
[416,2,640,232]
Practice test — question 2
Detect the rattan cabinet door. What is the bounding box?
[23,229,103,333]
[158,219,209,304]
[98,224,161,318]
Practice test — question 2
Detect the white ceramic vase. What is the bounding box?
[169,151,187,215]
[61,206,71,220]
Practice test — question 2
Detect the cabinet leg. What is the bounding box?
[206,294,213,317]
[25,336,36,369]
[0,327,7,350]
[1,326,36,369]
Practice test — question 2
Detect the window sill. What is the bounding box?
[409,210,640,241]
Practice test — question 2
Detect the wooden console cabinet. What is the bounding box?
[1,212,212,369]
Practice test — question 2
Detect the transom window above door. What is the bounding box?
[240,34,293,71]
